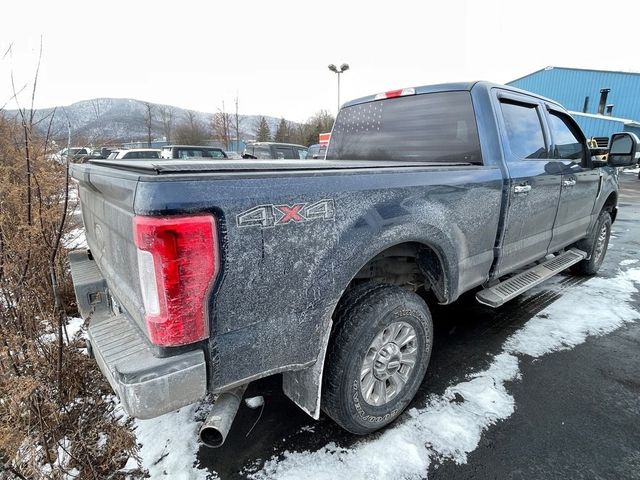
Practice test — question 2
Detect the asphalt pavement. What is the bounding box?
[197,170,640,480]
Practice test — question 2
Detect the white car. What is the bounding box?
[106,149,161,160]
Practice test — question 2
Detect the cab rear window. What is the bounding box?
[327,91,482,164]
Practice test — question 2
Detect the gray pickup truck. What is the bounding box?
[69,81,638,447]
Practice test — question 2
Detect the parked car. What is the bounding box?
[69,81,636,446]
[242,142,308,159]
[89,147,115,160]
[224,150,243,159]
[51,147,91,163]
[160,145,228,159]
[106,149,161,160]
[307,143,328,159]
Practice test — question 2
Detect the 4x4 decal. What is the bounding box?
[236,199,335,228]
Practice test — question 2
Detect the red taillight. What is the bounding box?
[133,215,218,347]
[374,87,416,100]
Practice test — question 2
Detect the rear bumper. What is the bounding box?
[69,249,207,419]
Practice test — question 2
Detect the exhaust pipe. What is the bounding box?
[199,384,247,448]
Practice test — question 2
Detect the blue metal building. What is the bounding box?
[507,66,640,142]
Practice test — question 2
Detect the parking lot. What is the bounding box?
[195,170,640,479]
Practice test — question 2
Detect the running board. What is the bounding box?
[476,248,587,308]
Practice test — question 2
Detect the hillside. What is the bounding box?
[2,98,284,145]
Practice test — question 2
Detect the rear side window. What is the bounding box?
[548,111,585,161]
[327,91,482,163]
[500,101,547,159]
[206,149,225,158]
[275,147,295,159]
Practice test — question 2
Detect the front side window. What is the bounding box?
[500,101,547,160]
[254,146,271,159]
[327,91,482,163]
[548,111,584,161]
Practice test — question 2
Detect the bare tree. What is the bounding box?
[174,110,208,144]
[158,105,175,143]
[212,101,231,148]
[142,101,154,147]
[233,95,243,151]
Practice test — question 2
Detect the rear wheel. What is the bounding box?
[570,210,611,275]
[322,284,433,434]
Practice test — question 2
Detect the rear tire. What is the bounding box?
[570,211,611,276]
[322,284,433,435]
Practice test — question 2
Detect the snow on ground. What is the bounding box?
[621,166,639,175]
[38,316,86,345]
[250,267,640,480]
[621,259,638,266]
[63,227,87,249]
[131,403,211,480]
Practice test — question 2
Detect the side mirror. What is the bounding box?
[608,132,640,167]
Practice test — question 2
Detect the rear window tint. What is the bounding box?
[327,91,482,163]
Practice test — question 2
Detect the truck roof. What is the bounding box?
[342,81,563,109]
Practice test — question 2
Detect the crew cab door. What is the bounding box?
[544,107,600,251]
[494,92,562,277]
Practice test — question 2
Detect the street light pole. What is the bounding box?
[328,63,349,112]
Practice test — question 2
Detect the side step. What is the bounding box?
[476,248,587,308]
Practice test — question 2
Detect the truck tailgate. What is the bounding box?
[73,166,147,335]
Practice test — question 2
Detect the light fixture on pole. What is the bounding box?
[328,63,349,112]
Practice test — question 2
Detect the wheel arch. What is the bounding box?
[282,238,454,420]
[602,191,618,223]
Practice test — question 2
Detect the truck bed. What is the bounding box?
[88,158,473,174]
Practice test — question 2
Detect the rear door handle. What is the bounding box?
[513,184,532,195]
[563,179,577,187]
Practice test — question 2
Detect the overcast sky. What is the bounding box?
[2,0,638,123]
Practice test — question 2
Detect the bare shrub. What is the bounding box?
[0,107,138,478]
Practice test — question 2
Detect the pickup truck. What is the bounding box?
[242,141,309,160]
[68,81,638,446]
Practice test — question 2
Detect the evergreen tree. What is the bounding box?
[274,118,290,143]
[255,116,271,142]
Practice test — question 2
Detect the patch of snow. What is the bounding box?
[251,268,640,480]
[621,166,639,174]
[65,317,86,341]
[245,396,265,409]
[37,317,86,345]
[119,456,139,472]
[504,271,639,357]
[620,259,638,266]
[96,433,108,451]
[65,468,79,479]
[63,228,87,250]
[134,403,211,479]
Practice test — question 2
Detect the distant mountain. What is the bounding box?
[2,98,286,145]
